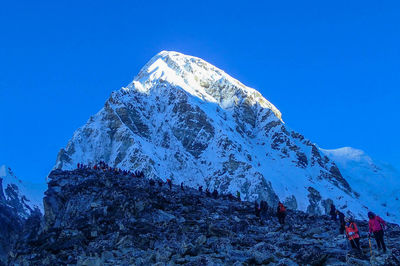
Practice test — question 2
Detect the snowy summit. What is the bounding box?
[130,51,282,120]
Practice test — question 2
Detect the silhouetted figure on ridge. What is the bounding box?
[212,189,218,199]
[166,179,172,190]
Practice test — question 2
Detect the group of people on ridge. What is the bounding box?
[330,204,388,254]
[254,200,287,226]
[74,162,389,255]
[76,161,144,178]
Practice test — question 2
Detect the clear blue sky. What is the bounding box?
[1,1,399,183]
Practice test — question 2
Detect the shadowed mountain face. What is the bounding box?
[10,169,400,265]
[54,51,397,222]
[0,165,43,264]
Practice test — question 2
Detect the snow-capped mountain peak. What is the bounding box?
[55,51,399,224]
[128,50,282,121]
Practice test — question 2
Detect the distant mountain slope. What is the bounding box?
[0,165,45,216]
[54,51,399,223]
[321,147,400,222]
[0,164,44,264]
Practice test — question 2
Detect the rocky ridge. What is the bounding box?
[9,169,400,265]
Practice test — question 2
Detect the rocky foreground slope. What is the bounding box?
[9,169,400,265]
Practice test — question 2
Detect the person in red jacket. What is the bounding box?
[368,211,387,253]
[277,202,287,225]
[345,217,361,250]
[166,179,172,190]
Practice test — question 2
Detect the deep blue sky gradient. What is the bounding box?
[1,1,399,183]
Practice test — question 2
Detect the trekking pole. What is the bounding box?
[368,236,376,264]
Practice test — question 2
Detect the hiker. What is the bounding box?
[330,204,337,221]
[260,200,269,220]
[368,212,387,253]
[77,163,80,169]
[277,202,287,225]
[198,186,203,194]
[254,201,261,218]
[180,182,184,191]
[345,217,361,250]
[336,210,346,235]
[237,191,241,201]
[157,180,163,188]
[149,179,155,187]
[227,193,235,201]
[166,179,172,190]
[212,189,218,199]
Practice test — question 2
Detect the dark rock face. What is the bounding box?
[0,195,42,265]
[115,106,150,140]
[171,95,215,158]
[9,170,400,265]
[0,203,24,265]
[0,173,42,265]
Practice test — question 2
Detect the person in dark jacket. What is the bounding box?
[230,194,235,201]
[255,202,261,218]
[330,204,337,221]
[260,200,269,220]
[368,212,387,253]
[198,186,203,194]
[336,210,345,235]
[212,189,218,199]
[166,179,172,190]
[236,191,241,201]
[205,188,211,197]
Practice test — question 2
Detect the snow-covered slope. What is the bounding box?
[54,51,399,223]
[0,165,45,217]
[321,147,400,222]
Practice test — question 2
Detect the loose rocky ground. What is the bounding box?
[8,169,400,265]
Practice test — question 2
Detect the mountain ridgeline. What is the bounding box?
[54,51,400,223]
